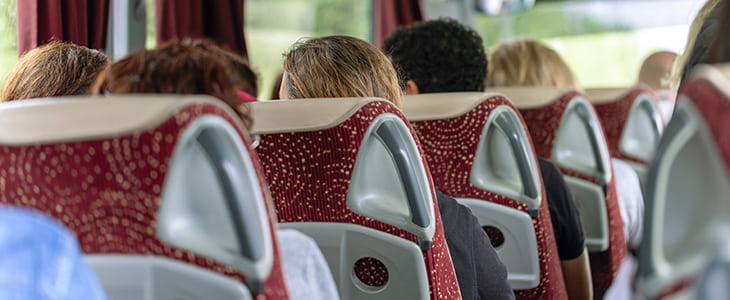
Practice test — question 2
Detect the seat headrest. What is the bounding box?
[0,95,234,145]
[585,87,631,104]
[402,92,498,121]
[488,86,574,109]
[585,85,655,105]
[250,97,389,134]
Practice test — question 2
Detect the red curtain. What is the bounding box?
[155,0,247,58]
[372,0,423,48]
[16,0,109,56]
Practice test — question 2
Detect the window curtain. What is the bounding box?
[372,0,423,48]
[16,0,110,56]
[154,0,247,58]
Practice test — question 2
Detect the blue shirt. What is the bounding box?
[0,206,109,300]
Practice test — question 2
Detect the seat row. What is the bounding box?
[0,68,687,299]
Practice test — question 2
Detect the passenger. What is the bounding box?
[486,38,578,89]
[103,40,252,129]
[669,0,720,90]
[0,41,109,102]
[487,37,643,299]
[103,40,339,300]
[281,35,514,300]
[638,51,678,91]
[384,20,590,300]
[637,51,678,122]
[0,206,109,300]
[179,38,260,102]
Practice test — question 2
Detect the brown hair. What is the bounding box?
[1,41,110,102]
[180,38,259,97]
[487,37,578,88]
[282,35,403,107]
[709,0,730,63]
[670,0,720,88]
[104,40,252,129]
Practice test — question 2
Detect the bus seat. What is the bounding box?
[250,98,461,300]
[496,86,627,299]
[88,255,251,300]
[696,246,730,300]
[635,64,730,299]
[587,85,664,186]
[403,92,566,299]
[0,95,290,300]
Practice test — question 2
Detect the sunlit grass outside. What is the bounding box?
[542,26,688,88]
[0,0,16,86]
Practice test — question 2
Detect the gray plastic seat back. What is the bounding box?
[348,113,436,248]
[88,255,252,300]
[620,92,664,185]
[554,97,613,252]
[636,97,730,298]
[157,115,274,292]
[402,92,543,290]
[470,105,542,215]
[466,104,542,289]
[620,93,663,163]
[280,222,430,300]
[553,97,612,184]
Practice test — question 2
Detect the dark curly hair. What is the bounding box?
[383,18,487,93]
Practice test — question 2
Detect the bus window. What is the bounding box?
[0,0,16,83]
[245,0,371,100]
[471,0,700,88]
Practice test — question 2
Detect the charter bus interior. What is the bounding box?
[0,0,727,299]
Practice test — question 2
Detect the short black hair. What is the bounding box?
[383,18,487,93]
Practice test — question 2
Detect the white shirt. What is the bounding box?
[604,159,645,300]
[612,158,645,249]
[278,229,340,300]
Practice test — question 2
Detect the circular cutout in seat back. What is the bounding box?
[353,257,389,288]
[483,225,506,248]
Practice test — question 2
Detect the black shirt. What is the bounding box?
[538,158,586,260]
[437,190,515,300]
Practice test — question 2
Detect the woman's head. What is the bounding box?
[487,37,577,88]
[1,42,110,102]
[104,40,252,129]
[281,35,403,107]
[180,38,259,97]
[670,0,720,89]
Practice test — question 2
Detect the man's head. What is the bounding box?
[638,51,678,91]
[383,18,487,94]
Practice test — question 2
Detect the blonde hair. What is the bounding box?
[282,35,403,107]
[1,42,110,102]
[669,0,720,89]
[487,37,577,88]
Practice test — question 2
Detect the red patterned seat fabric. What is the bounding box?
[0,101,290,299]
[518,90,626,299]
[410,95,568,300]
[682,76,730,172]
[592,86,658,164]
[255,100,462,299]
